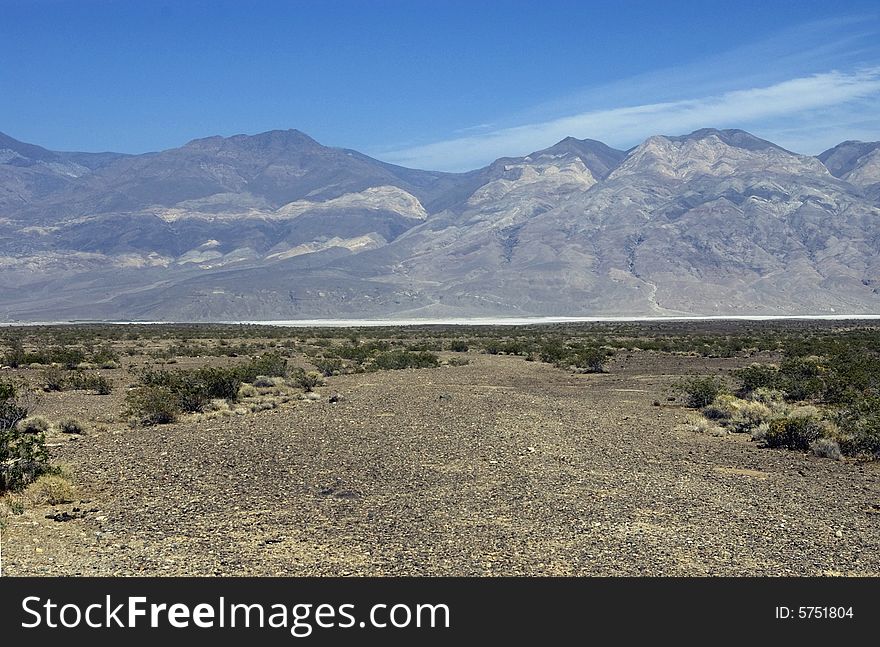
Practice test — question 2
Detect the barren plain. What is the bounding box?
[2,323,878,577]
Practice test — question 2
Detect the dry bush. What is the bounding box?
[676,415,726,437]
[26,474,75,505]
[58,417,88,434]
[810,438,842,460]
[17,416,50,434]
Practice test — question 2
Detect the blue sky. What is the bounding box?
[1,0,879,170]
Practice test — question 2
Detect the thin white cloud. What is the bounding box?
[380,68,880,171]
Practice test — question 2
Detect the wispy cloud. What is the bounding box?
[379,68,880,171]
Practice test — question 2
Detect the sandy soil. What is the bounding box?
[3,352,879,576]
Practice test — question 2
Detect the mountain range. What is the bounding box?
[1,127,879,321]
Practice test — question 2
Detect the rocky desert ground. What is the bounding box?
[1,322,878,576]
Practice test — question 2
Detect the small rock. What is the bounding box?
[328,392,343,403]
[652,400,661,407]
[835,529,844,538]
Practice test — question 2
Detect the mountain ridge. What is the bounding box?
[1,127,878,321]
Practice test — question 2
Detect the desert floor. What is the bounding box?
[3,351,879,576]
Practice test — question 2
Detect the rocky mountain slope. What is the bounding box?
[0,127,878,320]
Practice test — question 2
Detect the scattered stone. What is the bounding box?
[46,511,81,522]
[329,392,343,403]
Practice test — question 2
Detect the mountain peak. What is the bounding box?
[183,128,323,152]
[531,136,627,179]
[0,130,60,162]
[667,128,787,153]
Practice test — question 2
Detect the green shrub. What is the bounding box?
[312,358,344,377]
[1,382,54,492]
[372,350,440,370]
[764,416,824,451]
[449,340,469,353]
[678,376,725,409]
[92,374,113,394]
[735,363,780,396]
[779,357,825,402]
[66,371,113,394]
[572,347,607,373]
[290,368,323,392]
[241,353,289,380]
[41,366,67,392]
[125,386,180,426]
[538,340,567,364]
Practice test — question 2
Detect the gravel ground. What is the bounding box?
[3,352,879,576]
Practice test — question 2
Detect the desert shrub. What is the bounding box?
[764,416,824,451]
[16,416,50,435]
[91,345,119,366]
[372,350,440,371]
[449,340,469,353]
[678,376,725,409]
[140,366,241,410]
[290,368,323,392]
[735,363,780,396]
[48,347,86,369]
[27,474,75,504]
[779,357,825,402]
[728,400,773,434]
[447,357,470,367]
[125,386,180,426]
[538,339,567,364]
[810,438,842,460]
[1,382,53,492]
[238,383,259,398]
[253,375,281,388]
[58,418,88,434]
[241,353,289,380]
[66,371,113,394]
[749,387,785,405]
[191,367,241,401]
[702,402,732,421]
[41,366,67,392]
[834,398,880,457]
[2,339,26,368]
[312,358,344,377]
[677,415,726,437]
[750,422,771,443]
[572,347,607,373]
